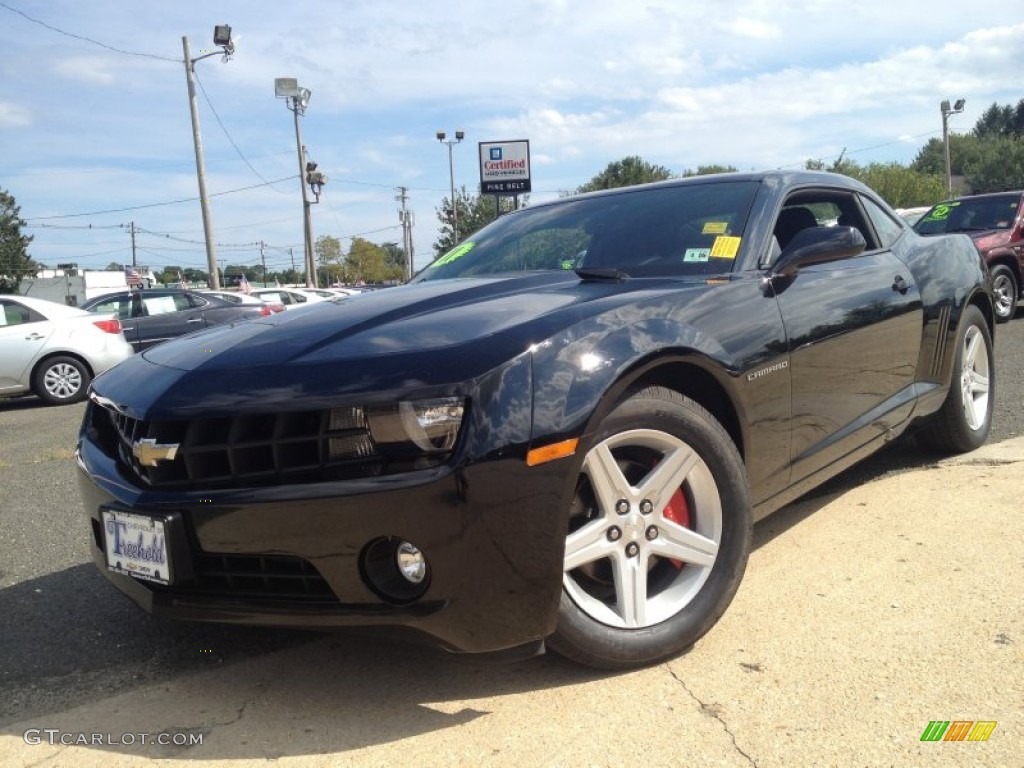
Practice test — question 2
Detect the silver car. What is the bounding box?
[0,295,134,405]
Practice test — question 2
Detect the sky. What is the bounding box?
[2,1,1022,278]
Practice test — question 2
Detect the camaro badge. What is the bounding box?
[132,438,180,467]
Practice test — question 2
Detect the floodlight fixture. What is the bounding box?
[275,77,300,99]
[213,25,233,53]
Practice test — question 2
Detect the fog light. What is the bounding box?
[361,537,430,603]
[396,541,426,583]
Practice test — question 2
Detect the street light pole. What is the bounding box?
[276,79,318,288]
[437,130,464,243]
[182,26,234,290]
[941,98,966,194]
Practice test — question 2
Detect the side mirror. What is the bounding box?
[773,226,866,277]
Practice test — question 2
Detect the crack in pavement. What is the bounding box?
[666,664,758,768]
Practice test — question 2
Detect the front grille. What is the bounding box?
[86,402,390,490]
[149,553,340,603]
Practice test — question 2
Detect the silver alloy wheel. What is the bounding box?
[991,272,1015,319]
[43,362,83,400]
[959,324,990,431]
[563,428,722,629]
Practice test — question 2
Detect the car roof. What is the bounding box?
[526,170,875,211]
[3,294,95,319]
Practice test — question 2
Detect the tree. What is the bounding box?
[381,241,406,272]
[345,237,405,283]
[682,164,738,177]
[433,185,519,254]
[962,135,1024,193]
[0,189,35,294]
[315,235,345,285]
[973,99,1024,138]
[806,158,948,208]
[573,156,673,194]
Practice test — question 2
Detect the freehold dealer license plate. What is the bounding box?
[101,509,173,585]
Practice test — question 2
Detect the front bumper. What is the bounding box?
[77,434,570,655]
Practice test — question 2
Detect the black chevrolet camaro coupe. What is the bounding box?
[77,171,994,669]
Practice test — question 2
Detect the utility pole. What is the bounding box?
[129,221,137,267]
[396,186,415,281]
[259,240,267,287]
[183,36,220,289]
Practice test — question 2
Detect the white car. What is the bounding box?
[249,287,330,311]
[0,295,134,405]
[201,290,286,313]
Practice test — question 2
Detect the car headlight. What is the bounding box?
[328,397,465,462]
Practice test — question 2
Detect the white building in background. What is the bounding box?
[19,264,155,307]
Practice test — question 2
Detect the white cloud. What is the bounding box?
[51,56,119,86]
[0,101,32,128]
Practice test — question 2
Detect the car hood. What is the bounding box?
[95,273,710,418]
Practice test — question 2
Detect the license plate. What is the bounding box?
[101,509,173,585]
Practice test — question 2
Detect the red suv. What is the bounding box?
[914,191,1024,322]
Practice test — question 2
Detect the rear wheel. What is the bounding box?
[32,356,91,405]
[548,387,751,669]
[990,265,1018,323]
[919,305,993,453]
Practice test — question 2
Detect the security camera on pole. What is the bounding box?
[275,78,325,288]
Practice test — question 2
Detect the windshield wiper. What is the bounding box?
[575,267,628,282]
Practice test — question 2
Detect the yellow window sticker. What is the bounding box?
[710,236,741,259]
[435,241,474,267]
[702,221,728,235]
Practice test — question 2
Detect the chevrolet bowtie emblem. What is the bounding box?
[132,438,180,467]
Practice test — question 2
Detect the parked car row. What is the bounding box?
[1,285,368,406]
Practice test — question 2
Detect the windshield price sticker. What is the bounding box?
[101,509,172,585]
[923,201,960,222]
[710,236,741,259]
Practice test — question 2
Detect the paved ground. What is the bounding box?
[0,434,1020,765]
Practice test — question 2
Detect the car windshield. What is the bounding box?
[914,193,1022,235]
[415,180,760,282]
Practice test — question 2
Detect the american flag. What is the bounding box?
[239,274,253,294]
[126,267,141,287]
[178,271,189,290]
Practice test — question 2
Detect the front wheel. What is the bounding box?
[990,265,1018,324]
[548,387,751,669]
[918,305,994,453]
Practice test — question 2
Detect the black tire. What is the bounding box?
[548,387,751,669]
[919,305,994,453]
[990,265,1018,324]
[31,355,91,405]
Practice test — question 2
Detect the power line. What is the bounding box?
[0,1,178,62]
[23,176,294,221]
[193,71,290,194]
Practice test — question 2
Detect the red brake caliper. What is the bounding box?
[662,485,690,570]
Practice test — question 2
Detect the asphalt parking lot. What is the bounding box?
[0,313,1022,767]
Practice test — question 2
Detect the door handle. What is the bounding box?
[892,275,911,295]
[186,318,203,324]
[24,333,46,341]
